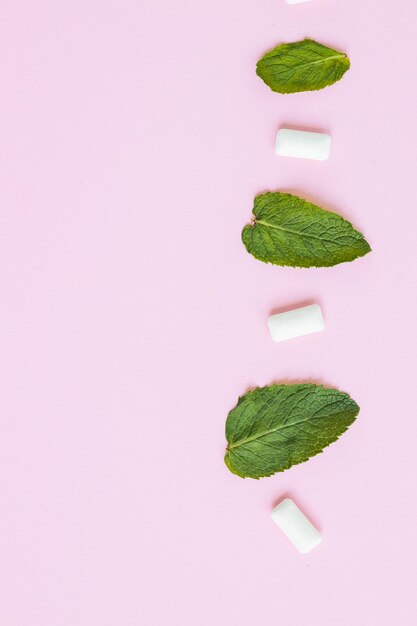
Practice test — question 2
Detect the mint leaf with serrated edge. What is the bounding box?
[242,191,371,268]
[224,384,359,479]
[256,39,350,94]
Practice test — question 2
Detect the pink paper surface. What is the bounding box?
[0,1,416,624]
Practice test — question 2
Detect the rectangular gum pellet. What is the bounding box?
[271,499,322,554]
[286,0,312,4]
[268,304,324,343]
[275,128,331,161]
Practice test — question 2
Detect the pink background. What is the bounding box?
[0,1,416,624]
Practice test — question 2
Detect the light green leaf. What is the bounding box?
[225,384,359,479]
[242,192,371,268]
[256,38,350,94]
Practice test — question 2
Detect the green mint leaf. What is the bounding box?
[224,384,359,479]
[256,39,350,94]
[242,192,371,268]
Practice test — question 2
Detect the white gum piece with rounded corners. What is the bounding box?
[275,128,331,161]
[268,304,324,343]
[271,499,322,554]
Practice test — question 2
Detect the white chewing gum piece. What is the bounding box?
[275,128,331,161]
[271,499,322,554]
[286,0,312,4]
[268,304,324,343]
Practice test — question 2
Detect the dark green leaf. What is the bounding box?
[225,384,359,479]
[242,192,371,268]
[256,38,350,94]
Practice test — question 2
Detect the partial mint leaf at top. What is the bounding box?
[225,384,360,479]
[242,192,371,268]
[256,39,350,94]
